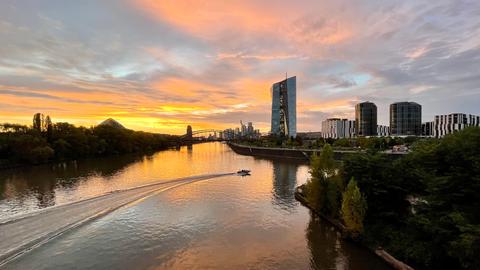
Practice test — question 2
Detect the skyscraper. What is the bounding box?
[355,102,377,136]
[390,102,422,136]
[271,76,296,137]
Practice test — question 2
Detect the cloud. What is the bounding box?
[0,0,479,133]
[0,89,115,105]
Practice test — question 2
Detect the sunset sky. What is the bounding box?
[1,0,479,134]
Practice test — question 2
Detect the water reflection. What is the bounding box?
[0,154,144,216]
[33,179,56,208]
[307,213,347,269]
[271,160,299,210]
[306,213,390,270]
[0,142,390,270]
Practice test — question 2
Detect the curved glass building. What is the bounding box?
[390,102,422,136]
[271,76,296,138]
[355,102,377,136]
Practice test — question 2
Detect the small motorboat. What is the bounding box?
[236,169,251,176]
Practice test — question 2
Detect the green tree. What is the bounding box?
[44,115,53,141]
[33,113,44,132]
[28,146,54,164]
[305,144,343,216]
[306,152,324,209]
[341,178,367,237]
[408,127,480,269]
[333,138,351,148]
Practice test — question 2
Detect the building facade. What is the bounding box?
[355,102,377,136]
[377,125,390,137]
[321,118,356,139]
[271,76,297,137]
[432,113,480,137]
[390,102,422,136]
[422,121,434,137]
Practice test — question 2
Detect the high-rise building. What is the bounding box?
[432,113,480,137]
[390,102,422,136]
[240,121,247,136]
[247,122,254,135]
[271,76,296,138]
[355,102,377,136]
[321,118,355,139]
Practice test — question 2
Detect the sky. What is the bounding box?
[0,0,479,134]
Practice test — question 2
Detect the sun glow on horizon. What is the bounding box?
[1,0,479,132]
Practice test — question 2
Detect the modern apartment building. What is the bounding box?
[355,102,377,136]
[390,102,422,136]
[422,121,434,137]
[321,118,356,139]
[377,125,390,137]
[432,113,480,137]
[271,76,297,137]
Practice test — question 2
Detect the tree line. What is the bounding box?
[0,113,178,167]
[238,134,423,151]
[303,127,480,270]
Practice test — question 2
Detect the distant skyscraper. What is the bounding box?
[271,76,296,137]
[390,102,422,136]
[247,122,254,135]
[355,102,377,136]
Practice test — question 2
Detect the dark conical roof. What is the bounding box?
[98,118,126,129]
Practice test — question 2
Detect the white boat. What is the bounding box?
[237,169,251,176]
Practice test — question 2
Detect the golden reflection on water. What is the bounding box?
[0,142,391,270]
[0,143,307,217]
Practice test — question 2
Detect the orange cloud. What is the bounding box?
[134,0,354,48]
[134,0,281,37]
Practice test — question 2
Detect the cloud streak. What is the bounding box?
[0,0,479,134]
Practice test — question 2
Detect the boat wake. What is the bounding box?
[0,172,234,267]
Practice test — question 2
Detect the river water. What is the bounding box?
[0,142,390,269]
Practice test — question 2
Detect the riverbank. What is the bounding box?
[228,142,405,160]
[0,141,207,171]
[294,185,414,270]
[0,146,173,171]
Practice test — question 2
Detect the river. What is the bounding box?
[0,142,390,269]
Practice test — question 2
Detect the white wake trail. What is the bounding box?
[0,173,234,267]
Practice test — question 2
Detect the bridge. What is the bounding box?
[179,126,224,141]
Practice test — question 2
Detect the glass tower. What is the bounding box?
[355,102,377,136]
[390,102,422,136]
[271,76,296,138]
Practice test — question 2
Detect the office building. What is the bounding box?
[390,102,422,136]
[321,118,356,139]
[355,102,377,136]
[271,76,296,137]
[247,122,254,135]
[377,125,390,137]
[433,113,480,137]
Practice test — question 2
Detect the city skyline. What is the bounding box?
[1,0,480,134]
